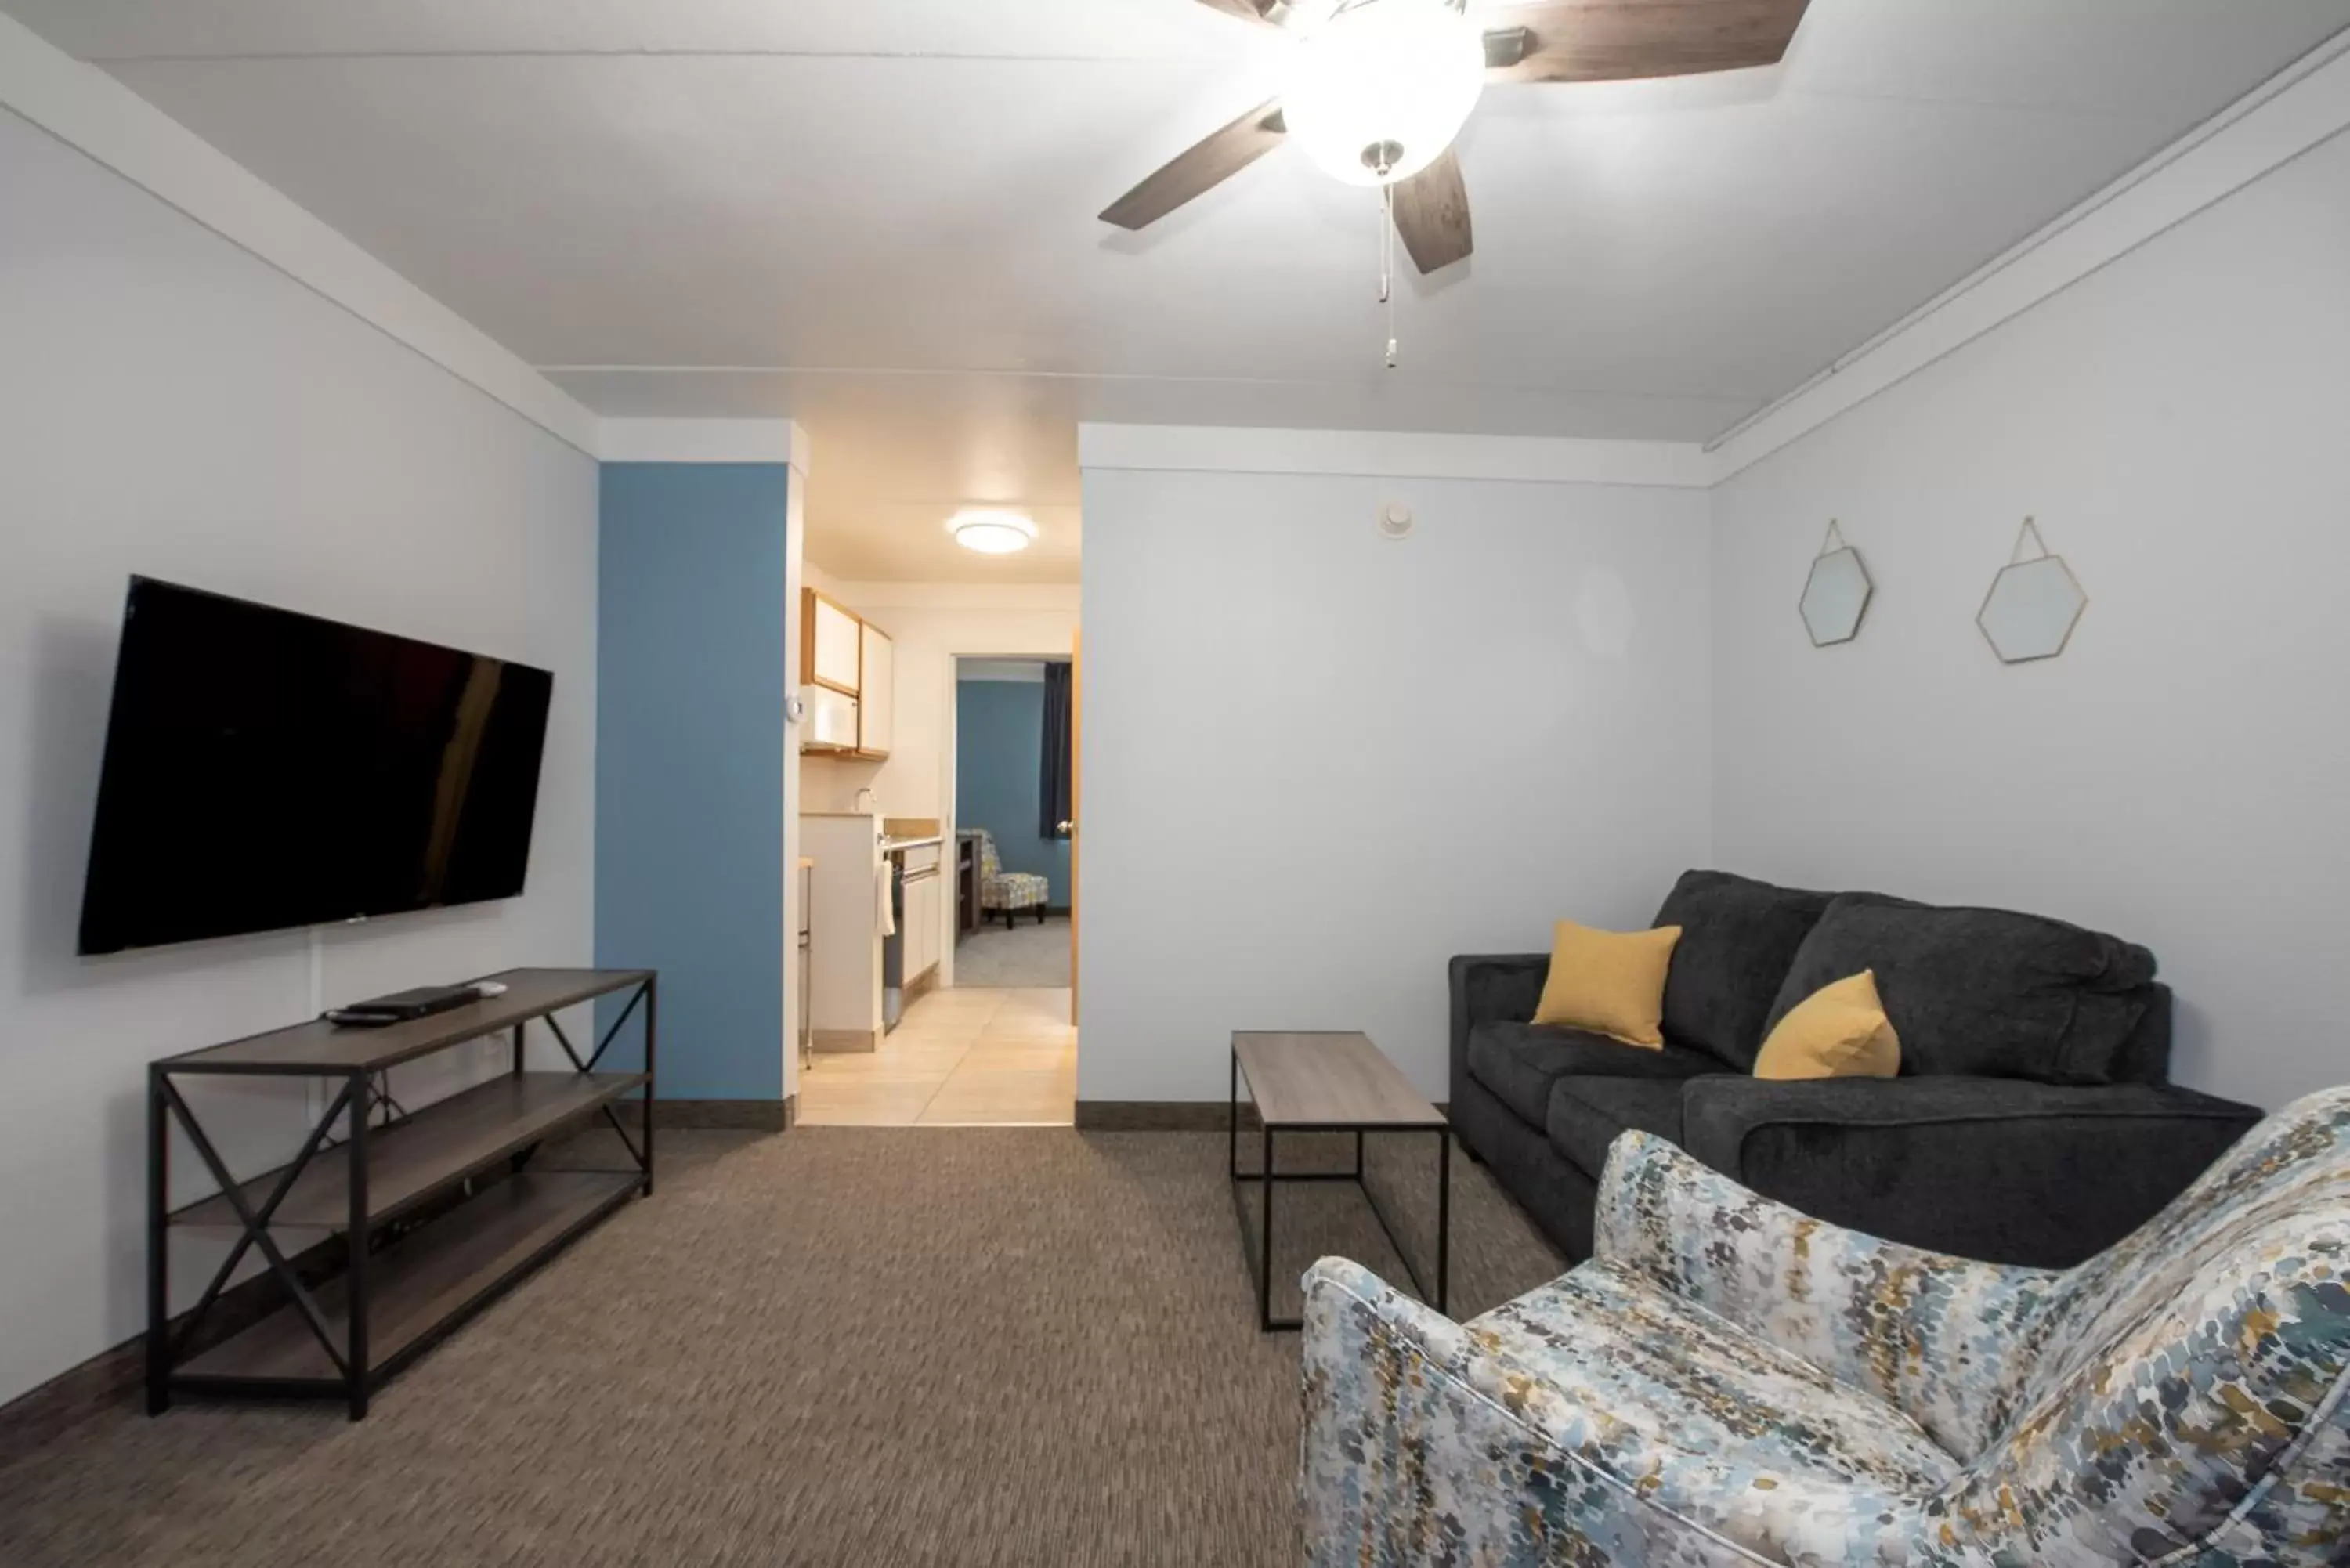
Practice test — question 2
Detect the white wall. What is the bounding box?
[1712,128,2350,1109]
[0,112,598,1405]
[1078,468,1713,1102]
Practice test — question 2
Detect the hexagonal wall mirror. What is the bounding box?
[1979,518,2088,663]
[1799,522,1873,647]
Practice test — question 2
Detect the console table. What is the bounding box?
[148,967,655,1419]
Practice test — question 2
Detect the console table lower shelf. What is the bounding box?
[150,967,656,1420]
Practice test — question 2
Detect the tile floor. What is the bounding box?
[797,986,1076,1126]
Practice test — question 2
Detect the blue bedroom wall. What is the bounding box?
[595,463,788,1101]
[956,674,1070,900]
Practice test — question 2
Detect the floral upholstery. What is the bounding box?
[974,828,1048,913]
[1300,1086,2350,1566]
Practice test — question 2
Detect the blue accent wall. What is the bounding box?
[595,464,788,1100]
[956,675,1070,899]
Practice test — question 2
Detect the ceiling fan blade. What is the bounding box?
[1390,148,1473,273]
[1482,0,1811,85]
[1194,0,1324,25]
[1100,99,1289,230]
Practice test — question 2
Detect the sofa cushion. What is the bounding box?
[1465,1022,1712,1128]
[1650,870,1834,1069]
[1764,894,2159,1083]
[1547,1077,1690,1178]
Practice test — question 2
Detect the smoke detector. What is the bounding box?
[1376,501,1415,540]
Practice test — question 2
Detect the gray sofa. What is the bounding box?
[1448,869,2264,1267]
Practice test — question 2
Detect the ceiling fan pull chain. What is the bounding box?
[1382,185,1398,369]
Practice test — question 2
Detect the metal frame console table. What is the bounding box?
[149,967,655,1420]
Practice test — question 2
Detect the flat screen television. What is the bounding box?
[78,577,555,956]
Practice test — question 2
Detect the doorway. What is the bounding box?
[950,657,1072,990]
[795,646,1078,1127]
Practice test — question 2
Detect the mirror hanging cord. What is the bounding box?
[2009,515,2052,563]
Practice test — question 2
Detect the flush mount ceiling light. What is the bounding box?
[949,511,1038,555]
[1282,0,1486,188]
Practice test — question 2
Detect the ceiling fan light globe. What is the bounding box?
[1282,0,1486,187]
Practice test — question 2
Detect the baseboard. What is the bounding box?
[904,967,940,1007]
[1076,1100,1451,1131]
[812,1028,881,1054]
[654,1095,795,1131]
[1076,1100,1252,1131]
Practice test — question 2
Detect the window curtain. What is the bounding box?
[1039,660,1074,840]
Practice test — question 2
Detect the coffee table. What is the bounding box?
[1230,1031,1450,1332]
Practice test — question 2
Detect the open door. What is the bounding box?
[1068,626,1081,1027]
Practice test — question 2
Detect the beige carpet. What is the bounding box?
[950,913,1071,988]
[1,1126,1564,1567]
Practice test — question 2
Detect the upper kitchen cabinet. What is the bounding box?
[806,590,862,694]
[799,587,894,759]
[857,621,894,759]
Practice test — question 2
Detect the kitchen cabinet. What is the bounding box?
[806,590,862,695]
[857,622,894,759]
[798,588,894,759]
[804,815,885,1052]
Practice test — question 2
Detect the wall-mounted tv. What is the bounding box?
[78,577,555,956]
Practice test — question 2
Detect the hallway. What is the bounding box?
[951,912,1072,988]
[798,986,1075,1126]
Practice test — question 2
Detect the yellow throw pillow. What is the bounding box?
[1754,970,1902,1081]
[1531,920,1683,1048]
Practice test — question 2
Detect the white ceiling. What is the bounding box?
[9,0,2347,580]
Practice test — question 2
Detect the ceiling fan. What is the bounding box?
[1101,0,1813,275]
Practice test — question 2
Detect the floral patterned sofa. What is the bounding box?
[1300,1086,2350,1566]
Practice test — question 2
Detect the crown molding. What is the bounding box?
[1705,28,2350,483]
[0,13,604,457]
[1078,423,1712,489]
[598,418,812,471]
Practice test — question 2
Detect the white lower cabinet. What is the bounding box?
[905,874,941,981]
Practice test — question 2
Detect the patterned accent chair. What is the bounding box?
[974,829,1049,929]
[1300,1086,2350,1566]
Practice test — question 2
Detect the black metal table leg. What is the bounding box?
[1259,1122,1274,1331]
[1228,1047,1238,1180]
[146,1068,168,1415]
[1436,1127,1451,1316]
[643,977,657,1196]
[346,1071,371,1422]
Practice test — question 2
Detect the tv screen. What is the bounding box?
[78,577,555,956]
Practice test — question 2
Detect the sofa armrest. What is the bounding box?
[1592,1132,2060,1458]
[1446,953,1547,1103]
[1681,1076,2263,1269]
[1300,1256,1742,1566]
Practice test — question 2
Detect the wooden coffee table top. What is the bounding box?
[1232,1031,1444,1129]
